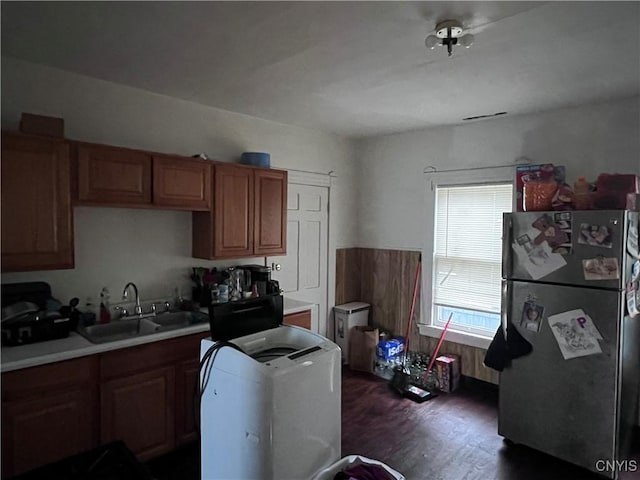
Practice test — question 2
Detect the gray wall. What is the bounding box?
[355,96,640,250]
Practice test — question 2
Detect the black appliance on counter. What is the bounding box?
[1,282,71,346]
[209,293,283,341]
[239,264,280,296]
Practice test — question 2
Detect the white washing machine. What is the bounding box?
[200,295,341,480]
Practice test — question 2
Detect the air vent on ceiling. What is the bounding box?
[462,111,507,121]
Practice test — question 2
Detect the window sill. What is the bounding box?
[418,324,492,350]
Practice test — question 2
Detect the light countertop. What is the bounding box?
[283,297,316,315]
[1,298,314,373]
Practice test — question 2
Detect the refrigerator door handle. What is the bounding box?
[501,280,510,335]
[502,213,512,279]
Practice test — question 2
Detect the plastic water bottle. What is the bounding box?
[218,284,229,303]
[210,284,220,304]
[574,176,591,210]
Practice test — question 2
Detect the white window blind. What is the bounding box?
[433,184,512,316]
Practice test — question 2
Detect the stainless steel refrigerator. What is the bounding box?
[500,210,640,479]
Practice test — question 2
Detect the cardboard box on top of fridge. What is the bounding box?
[377,337,405,361]
[435,354,461,393]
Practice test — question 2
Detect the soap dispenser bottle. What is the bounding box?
[99,287,111,324]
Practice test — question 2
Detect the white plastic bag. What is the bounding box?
[311,455,405,480]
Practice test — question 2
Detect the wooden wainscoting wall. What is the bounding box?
[335,248,362,307]
[335,247,499,384]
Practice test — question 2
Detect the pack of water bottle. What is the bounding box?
[374,349,431,385]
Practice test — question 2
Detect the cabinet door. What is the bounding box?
[153,155,211,210]
[175,359,200,446]
[101,366,175,461]
[1,356,98,479]
[77,143,152,205]
[213,164,254,258]
[1,388,96,478]
[254,169,287,255]
[1,133,73,272]
[284,310,312,330]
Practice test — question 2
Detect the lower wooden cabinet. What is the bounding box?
[1,356,99,479]
[1,331,208,478]
[101,366,176,461]
[284,310,312,330]
[175,359,201,445]
[99,332,207,460]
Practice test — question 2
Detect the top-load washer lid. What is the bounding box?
[208,294,283,341]
[230,323,334,367]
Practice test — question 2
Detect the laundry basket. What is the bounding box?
[311,455,405,480]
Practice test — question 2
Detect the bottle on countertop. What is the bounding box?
[210,283,220,304]
[574,176,591,210]
[218,284,229,303]
[174,286,182,305]
[99,287,111,324]
[83,296,97,327]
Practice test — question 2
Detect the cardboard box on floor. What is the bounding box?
[436,354,461,393]
[348,326,379,373]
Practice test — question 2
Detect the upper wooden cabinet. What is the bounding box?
[1,133,74,272]
[214,163,255,258]
[193,164,287,259]
[254,168,287,256]
[153,155,211,211]
[75,142,211,211]
[76,142,152,206]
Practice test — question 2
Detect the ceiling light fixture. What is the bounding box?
[425,20,474,57]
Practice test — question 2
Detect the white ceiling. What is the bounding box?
[2,1,639,138]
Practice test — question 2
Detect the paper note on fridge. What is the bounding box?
[513,229,567,280]
[548,309,603,360]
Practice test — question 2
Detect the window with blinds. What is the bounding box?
[432,183,513,336]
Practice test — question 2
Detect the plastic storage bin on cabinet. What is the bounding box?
[334,302,370,363]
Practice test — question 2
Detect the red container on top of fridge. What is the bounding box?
[592,174,639,210]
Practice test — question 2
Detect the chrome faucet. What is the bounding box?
[122,282,143,316]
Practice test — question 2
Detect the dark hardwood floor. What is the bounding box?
[341,369,639,480]
[147,367,640,480]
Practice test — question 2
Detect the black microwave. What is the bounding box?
[208,294,283,341]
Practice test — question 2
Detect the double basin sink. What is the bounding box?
[78,310,208,344]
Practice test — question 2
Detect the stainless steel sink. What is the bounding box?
[77,311,207,343]
[151,310,208,330]
[78,318,159,344]
[151,311,192,330]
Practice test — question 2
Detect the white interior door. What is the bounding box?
[270,184,328,334]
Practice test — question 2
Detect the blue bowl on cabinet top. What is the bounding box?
[241,152,270,167]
